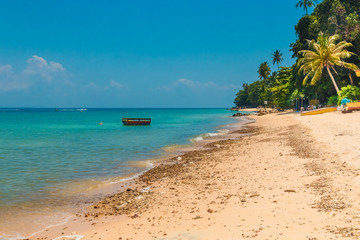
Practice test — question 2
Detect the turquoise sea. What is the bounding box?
[0,108,239,239]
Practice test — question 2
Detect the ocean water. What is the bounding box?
[0,108,238,238]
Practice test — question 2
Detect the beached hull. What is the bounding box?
[346,102,360,111]
[301,107,337,116]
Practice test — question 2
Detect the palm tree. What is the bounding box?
[296,0,317,15]
[272,50,283,70]
[258,62,271,81]
[298,33,358,94]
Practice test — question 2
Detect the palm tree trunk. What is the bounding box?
[326,66,340,94]
[349,73,354,85]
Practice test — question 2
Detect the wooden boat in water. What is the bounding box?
[122,118,151,126]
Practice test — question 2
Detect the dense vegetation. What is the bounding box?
[234,0,360,109]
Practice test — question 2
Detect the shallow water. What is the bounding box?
[0,108,239,238]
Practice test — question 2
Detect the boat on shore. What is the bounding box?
[300,107,337,116]
[122,118,151,126]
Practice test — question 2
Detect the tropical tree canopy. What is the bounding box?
[270,67,292,109]
[295,0,317,15]
[297,33,358,94]
[258,62,271,81]
[234,0,360,109]
[272,50,283,69]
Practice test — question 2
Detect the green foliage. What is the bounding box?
[234,0,360,109]
[290,89,305,101]
[296,0,318,15]
[327,95,338,106]
[234,80,269,107]
[247,81,266,106]
[270,67,293,109]
[258,62,271,81]
[297,33,358,93]
[292,0,360,88]
[337,85,360,105]
[291,15,320,58]
[272,50,283,69]
[234,83,249,107]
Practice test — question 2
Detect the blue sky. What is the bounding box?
[0,0,309,108]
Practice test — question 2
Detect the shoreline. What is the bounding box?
[25,116,254,240]
[28,111,360,239]
[0,114,250,240]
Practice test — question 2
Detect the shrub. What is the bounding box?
[327,95,338,106]
[337,85,360,106]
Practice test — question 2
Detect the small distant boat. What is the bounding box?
[55,108,87,112]
[122,118,151,126]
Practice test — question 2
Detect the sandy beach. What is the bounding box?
[2,0,359,239]
[28,111,360,240]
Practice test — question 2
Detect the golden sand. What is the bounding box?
[29,112,360,240]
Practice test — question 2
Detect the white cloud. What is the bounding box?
[84,80,127,91]
[84,82,98,88]
[109,80,125,88]
[0,56,70,92]
[160,78,234,91]
[218,84,241,90]
[0,81,29,91]
[174,78,195,87]
[48,61,65,72]
[24,55,65,81]
[0,65,29,91]
[0,64,13,75]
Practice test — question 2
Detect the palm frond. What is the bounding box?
[332,41,353,53]
[334,50,354,59]
[328,34,340,44]
[296,1,303,8]
[336,62,359,71]
[302,70,314,85]
[330,65,338,75]
[298,60,313,74]
[297,34,357,92]
[310,66,323,85]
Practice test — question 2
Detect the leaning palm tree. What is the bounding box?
[296,0,317,15]
[298,33,358,94]
[272,50,283,70]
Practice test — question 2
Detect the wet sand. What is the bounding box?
[28,112,360,239]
